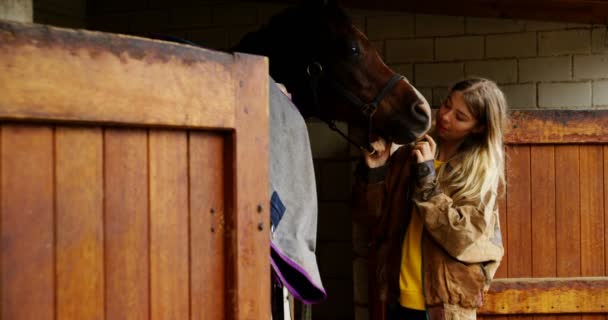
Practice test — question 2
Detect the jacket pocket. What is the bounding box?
[443,258,485,308]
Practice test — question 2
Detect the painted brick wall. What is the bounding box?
[365,11,608,109]
[32,1,608,320]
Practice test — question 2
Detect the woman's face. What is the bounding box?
[435,91,482,144]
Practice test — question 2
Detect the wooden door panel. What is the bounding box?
[0,19,269,320]
[189,132,227,319]
[104,129,150,320]
[55,127,105,320]
[149,130,190,320]
[506,145,532,279]
[531,145,557,320]
[0,125,54,320]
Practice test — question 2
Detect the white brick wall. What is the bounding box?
[539,30,591,56]
[465,60,517,84]
[486,32,537,58]
[435,36,484,61]
[386,39,434,63]
[501,84,537,109]
[592,80,608,106]
[574,54,608,79]
[415,14,464,37]
[415,62,464,87]
[539,82,592,108]
[366,14,414,40]
[519,56,572,82]
[465,17,525,34]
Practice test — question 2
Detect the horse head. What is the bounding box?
[234,0,431,147]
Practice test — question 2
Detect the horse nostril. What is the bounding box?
[412,101,431,125]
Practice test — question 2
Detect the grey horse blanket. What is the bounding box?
[269,77,326,304]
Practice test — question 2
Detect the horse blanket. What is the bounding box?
[269,77,326,304]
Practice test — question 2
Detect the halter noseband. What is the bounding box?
[306,61,404,155]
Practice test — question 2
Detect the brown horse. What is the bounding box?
[234,0,431,150]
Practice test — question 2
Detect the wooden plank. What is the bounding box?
[504,110,608,145]
[55,127,104,320]
[149,130,189,320]
[189,132,226,320]
[1,125,54,320]
[506,145,532,278]
[555,145,581,320]
[495,180,507,279]
[226,53,269,319]
[530,145,557,320]
[0,21,235,129]
[479,277,608,314]
[530,146,557,278]
[579,145,605,320]
[556,145,582,277]
[579,145,604,276]
[104,129,149,320]
[605,146,608,277]
[486,171,508,320]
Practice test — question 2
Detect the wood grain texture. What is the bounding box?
[1,125,54,320]
[530,145,557,320]
[0,21,235,129]
[555,146,582,278]
[104,129,149,320]
[149,130,189,320]
[225,53,270,319]
[531,146,557,278]
[579,146,605,320]
[479,277,608,314]
[555,145,582,320]
[55,127,105,320]
[189,132,226,320]
[605,146,608,277]
[506,145,532,278]
[504,110,608,145]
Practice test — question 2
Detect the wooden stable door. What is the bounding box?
[0,21,269,320]
[479,111,608,319]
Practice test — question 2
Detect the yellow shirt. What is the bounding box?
[399,160,443,310]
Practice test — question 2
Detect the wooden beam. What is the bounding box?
[479,277,608,314]
[339,0,608,24]
[0,20,237,129]
[505,110,608,144]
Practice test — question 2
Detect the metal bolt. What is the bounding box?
[210,208,215,214]
[257,222,264,231]
[257,204,263,213]
[211,226,215,233]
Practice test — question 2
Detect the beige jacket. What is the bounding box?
[352,145,503,320]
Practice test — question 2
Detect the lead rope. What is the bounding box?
[307,62,377,155]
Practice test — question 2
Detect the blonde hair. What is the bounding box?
[436,78,508,208]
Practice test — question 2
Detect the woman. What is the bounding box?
[352,78,507,320]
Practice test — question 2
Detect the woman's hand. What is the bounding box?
[364,138,391,168]
[412,134,436,163]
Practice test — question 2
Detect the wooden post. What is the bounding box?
[0,0,32,22]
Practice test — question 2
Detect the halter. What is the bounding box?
[306,61,404,155]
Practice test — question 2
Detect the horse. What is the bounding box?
[154,1,432,317]
[233,0,431,152]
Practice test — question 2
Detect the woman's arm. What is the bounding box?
[412,163,499,263]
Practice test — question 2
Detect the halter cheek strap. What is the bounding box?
[307,61,404,155]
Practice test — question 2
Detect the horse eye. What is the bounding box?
[350,45,360,56]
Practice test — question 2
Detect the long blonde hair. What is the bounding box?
[436,78,508,208]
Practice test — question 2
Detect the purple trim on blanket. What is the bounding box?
[270,241,327,304]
